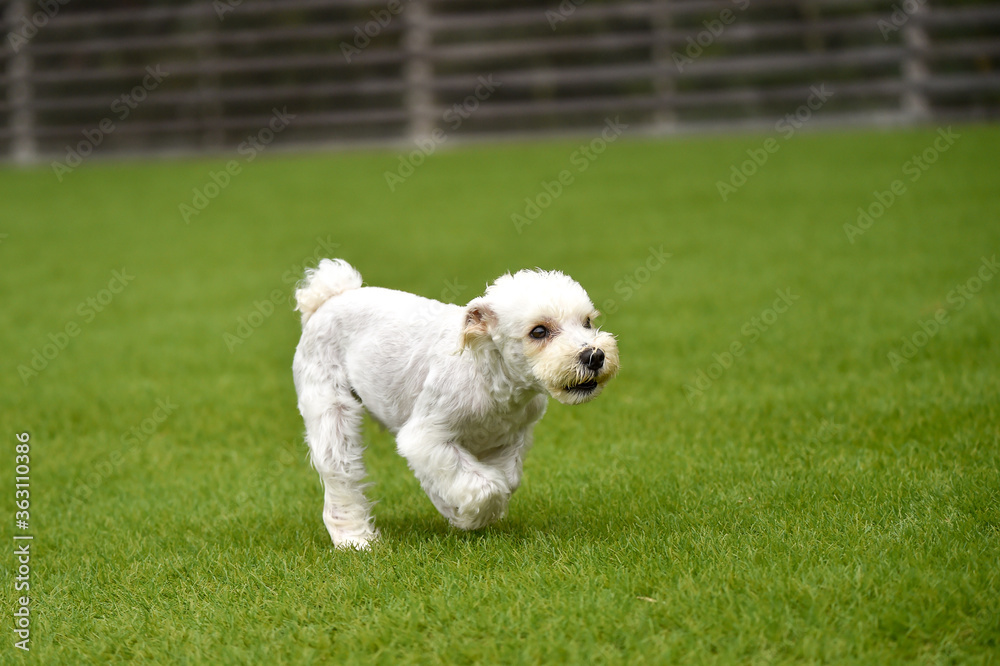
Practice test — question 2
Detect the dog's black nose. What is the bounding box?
[579,347,605,371]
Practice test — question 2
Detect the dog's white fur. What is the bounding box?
[292,259,619,549]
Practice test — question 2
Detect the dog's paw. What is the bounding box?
[448,472,510,531]
[331,528,379,551]
[324,510,379,551]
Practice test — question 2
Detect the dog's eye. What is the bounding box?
[529,325,548,340]
[584,317,592,329]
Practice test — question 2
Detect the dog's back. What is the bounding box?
[294,260,466,432]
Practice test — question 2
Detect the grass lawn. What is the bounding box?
[2,124,998,664]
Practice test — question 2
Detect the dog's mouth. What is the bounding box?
[565,379,599,393]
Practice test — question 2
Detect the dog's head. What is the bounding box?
[461,269,619,405]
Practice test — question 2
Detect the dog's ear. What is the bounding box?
[460,298,497,350]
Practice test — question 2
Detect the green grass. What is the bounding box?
[2,125,998,664]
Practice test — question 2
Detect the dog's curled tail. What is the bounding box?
[295,258,363,325]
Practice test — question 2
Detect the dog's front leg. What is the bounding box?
[396,420,511,530]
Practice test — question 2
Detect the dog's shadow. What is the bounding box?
[252,510,591,555]
[230,488,608,556]
[367,505,600,552]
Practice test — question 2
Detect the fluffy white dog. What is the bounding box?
[292,259,619,549]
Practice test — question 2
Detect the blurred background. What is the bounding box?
[3,0,999,162]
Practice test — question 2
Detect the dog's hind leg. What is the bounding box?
[295,369,377,550]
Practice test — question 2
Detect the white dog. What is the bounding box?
[292,259,619,549]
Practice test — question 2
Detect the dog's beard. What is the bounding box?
[528,339,619,405]
[546,371,610,404]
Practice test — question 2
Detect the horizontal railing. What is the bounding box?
[1,0,997,162]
